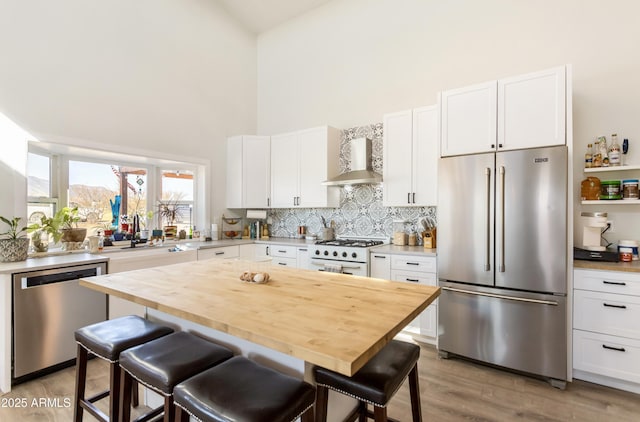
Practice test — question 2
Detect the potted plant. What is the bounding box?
[157,199,183,239]
[0,216,29,262]
[27,215,62,252]
[58,207,87,243]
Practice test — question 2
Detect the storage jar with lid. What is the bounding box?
[618,240,639,260]
[600,180,621,200]
[622,179,639,200]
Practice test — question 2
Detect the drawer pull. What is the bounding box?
[406,262,420,266]
[603,303,627,309]
[406,278,420,282]
[278,262,287,266]
[603,280,626,286]
[373,255,387,259]
[215,252,225,255]
[602,344,626,352]
[278,250,287,253]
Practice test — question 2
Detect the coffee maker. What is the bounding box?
[580,212,608,251]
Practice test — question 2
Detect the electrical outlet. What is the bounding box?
[606,220,615,233]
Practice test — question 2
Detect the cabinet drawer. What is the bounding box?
[272,257,297,267]
[574,290,640,339]
[197,246,240,260]
[390,255,436,273]
[574,269,640,296]
[390,270,436,285]
[573,329,640,384]
[269,245,297,258]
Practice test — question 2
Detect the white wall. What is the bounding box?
[257,0,640,244]
[0,0,257,222]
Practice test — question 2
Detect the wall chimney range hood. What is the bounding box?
[323,137,382,186]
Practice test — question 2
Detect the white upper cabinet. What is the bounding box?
[270,126,340,208]
[440,81,497,157]
[497,66,566,151]
[440,66,567,156]
[226,135,270,209]
[383,105,438,206]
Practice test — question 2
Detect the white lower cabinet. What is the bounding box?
[108,249,198,319]
[296,246,311,270]
[269,245,297,268]
[370,252,437,344]
[573,268,640,393]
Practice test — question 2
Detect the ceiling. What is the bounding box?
[215,0,333,33]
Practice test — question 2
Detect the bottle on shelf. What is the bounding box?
[584,143,593,168]
[609,133,621,166]
[598,136,609,167]
[592,138,602,167]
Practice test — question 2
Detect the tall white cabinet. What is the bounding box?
[270,126,340,208]
[383,105,438,206]
[226,135,271,209]
[440,66,567,157]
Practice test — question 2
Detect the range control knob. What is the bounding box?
[315,250,320,255]
[333,251,338,257]
[342,252,347,258]
[352,252,357,259]
[324,250,329,256]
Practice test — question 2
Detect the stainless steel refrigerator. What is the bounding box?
[437,145,568,387]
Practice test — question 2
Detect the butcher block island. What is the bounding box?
[79,259,440,377]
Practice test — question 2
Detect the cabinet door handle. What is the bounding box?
[407,193,411,204]
[267,198,270,207]
[603,303,627,309]
[602,344,626,352]
[603,280,626,286]
[266,246,269,256]
[406,278,419,282]
[412,192,416,203]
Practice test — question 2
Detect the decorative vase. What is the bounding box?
[0,238,30,262]
[31,230,49,253]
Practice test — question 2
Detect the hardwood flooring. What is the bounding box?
[1,343,639,421]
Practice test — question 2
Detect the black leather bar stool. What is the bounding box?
[313,340,422,422]
[118,331,234,422]
[74,315,174,422]
[173,356,315,422]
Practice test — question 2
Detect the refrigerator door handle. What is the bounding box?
[441,286,559,306]
[485,167,491,271]
[499,165,506,273]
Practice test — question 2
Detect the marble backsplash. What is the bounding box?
[268,123,436,241]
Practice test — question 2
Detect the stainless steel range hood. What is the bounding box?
[323,137,382,186]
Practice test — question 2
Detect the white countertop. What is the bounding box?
[0,253,109,274]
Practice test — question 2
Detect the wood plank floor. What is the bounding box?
[1,343,639,421]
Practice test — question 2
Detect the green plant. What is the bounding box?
[28,215,63,244]
[0,216,27,240]
[57,207,81,230]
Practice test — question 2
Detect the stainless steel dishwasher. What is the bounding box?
[12,261,107,382]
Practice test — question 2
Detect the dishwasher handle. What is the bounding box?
[21,267,100,289]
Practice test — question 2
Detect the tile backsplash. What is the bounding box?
[268,123,436,241]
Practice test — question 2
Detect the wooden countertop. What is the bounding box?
[574,259,640,273]
[80,259,439,376]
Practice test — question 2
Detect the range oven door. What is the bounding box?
[309,259,368,277]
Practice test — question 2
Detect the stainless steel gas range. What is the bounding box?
[310,238,385,277]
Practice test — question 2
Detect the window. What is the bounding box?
[27,152,57,224]
[68,161,148,233]
[26,140,207,242]
[160,170,194,234]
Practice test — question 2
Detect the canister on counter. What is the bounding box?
[619,247,633,262]
[618,240,639,260]
[622,179,639,200]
